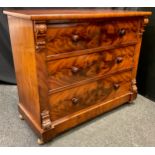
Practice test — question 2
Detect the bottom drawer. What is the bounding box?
[49,71,132,121]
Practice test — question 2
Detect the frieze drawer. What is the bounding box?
[46,19,139,56]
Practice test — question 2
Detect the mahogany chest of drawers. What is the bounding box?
[4,9,151,144]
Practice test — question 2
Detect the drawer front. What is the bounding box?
[49,71,132,121]
[47,46,134,90]
[46,19,139,55]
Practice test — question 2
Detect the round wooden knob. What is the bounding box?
[119,29,126,36]
[72,34,80,42]
[72,97,79,104]
[114,83,120,90]
[71,66,79,73]
[116,56,123,64]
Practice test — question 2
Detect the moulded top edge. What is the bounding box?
[3,9,152,21]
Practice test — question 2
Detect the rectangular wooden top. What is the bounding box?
[3,9,152,21]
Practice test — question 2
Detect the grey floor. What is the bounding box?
[0,85,155,147]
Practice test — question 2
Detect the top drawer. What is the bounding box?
[46,19,139,55]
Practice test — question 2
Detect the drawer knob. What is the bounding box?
[72,34,80,42]
[119,29,126,36]
[114,83,120,90]
[71,66,79,73]
[72,97,79,105]
[116,56,123,64]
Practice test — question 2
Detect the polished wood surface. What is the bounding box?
[4,9,151,20]
[46,19,138,55]
[49,71,131,121]
[4,9,151,144]
[7,17,41,127]
[47,46,134,90]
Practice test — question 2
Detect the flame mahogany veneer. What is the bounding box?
[4,9,151,144]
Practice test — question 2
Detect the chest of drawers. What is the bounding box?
[4,9,151,144]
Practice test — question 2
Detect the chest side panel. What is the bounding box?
[7,16,41,128]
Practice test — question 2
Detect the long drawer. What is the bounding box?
[46,19,139,56]
[48,71,132,121]
[47,46,134,90]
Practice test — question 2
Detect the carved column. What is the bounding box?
[130,17,149,101]
[139,17,149,37]
[34,21,52,130]
[130,79,138,101]
[34,21,47,51]
[41,110,52,130]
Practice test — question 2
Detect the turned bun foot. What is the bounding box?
[37,138,44,145]
[19,114,24,120]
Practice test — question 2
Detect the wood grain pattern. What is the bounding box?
[46,19,138,55]
[46,41,137,61]
[49,71,131,121]
[4,9,151,144]
[47,46,134,90]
